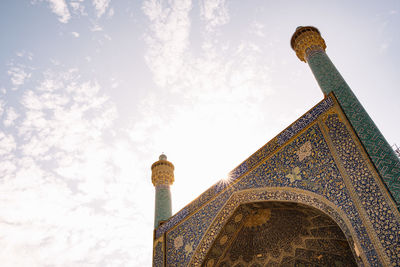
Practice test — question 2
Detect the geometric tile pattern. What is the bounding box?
[202,202,358,266]
[190,189,371,267]
[307,50,400,208]
[153,98,400,266]
[155,96,334,240]
[153,239,164,267]
[154,186,172,228]
[323,111,400,265]
[165,189,233,266]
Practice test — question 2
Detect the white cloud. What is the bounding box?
[92,0,111,18]
[251,21,265,37]
[200,0,230,32]
[0,100,4,116]
[90,23,103,32]
[138,0,274,214]
[7,66,31,88]
[3,107,20,127]
[44,0,71,23]
[109,77,119,89]
[0,131,16,157]
[0,67,156,266]
[69,1,87,16]
[16,51,34,60]
[107,7,114,18]
[71,31,80,37]
[142,0,192,87]
[142,0,270,96]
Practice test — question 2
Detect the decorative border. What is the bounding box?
[153,237,164,267]
[166,114,382,266]
[307,50,400,206]
[154,95,400,266]
[320,109,400,266]
[189,188,366,266]
[155,96,334,239]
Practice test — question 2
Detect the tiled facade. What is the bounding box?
[153,27,400,266]
[307,50,400,207]
[154,97,334,241]
[202,202,359,266]
[153,96,400,266]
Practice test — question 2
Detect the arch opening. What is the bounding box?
[202,201,358,267]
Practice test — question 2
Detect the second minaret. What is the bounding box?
[151,154,174,228]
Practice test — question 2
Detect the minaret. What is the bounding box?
[291,26,400,207]
[151,154,174,228]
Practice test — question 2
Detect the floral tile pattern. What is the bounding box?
[307,50,400,207]
[153,97,400,266]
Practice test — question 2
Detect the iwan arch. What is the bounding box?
[151,27,400,266]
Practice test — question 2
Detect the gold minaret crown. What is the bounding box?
[291,26,326,62]
[151,153,175,186]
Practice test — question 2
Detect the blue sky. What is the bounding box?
[1,1,399,266]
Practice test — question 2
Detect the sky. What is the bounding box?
[0,0,399,266]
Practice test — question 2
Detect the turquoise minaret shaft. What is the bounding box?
[291,26,400,207]
[151,154,174,228]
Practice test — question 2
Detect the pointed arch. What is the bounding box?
[190,187,366,266]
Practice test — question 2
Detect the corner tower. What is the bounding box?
[151,154,174,228]
[291,26,400,207]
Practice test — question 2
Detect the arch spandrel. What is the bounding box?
[160,96,400,267]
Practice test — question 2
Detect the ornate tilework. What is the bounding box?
[203,202,358,266]
[307,50,400,207]
[153,239,164,267]
[190,189,369,266]
[276,96,333,145]
[165,189,233,266]
[323,112,400,266]
[154,186,172,228]
[156,207,189,239]
[155,97,334,239]
[155,182,228,239]
[154,100,400,267]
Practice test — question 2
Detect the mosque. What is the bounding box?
[151,26,400,266]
